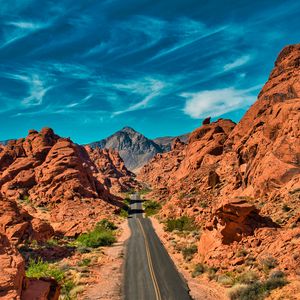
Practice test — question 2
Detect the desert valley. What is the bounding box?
[0,43,299,300]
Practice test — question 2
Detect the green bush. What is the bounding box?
[77,258,91,267]
[207,267,218,280]
[236,271,259,285]
[124,197,131,206]
[26,258,64,282]
[182,245,197,261]
[46,238,59,247]
[143,200,161,216]
[228,276,287,300]
[61,279,76,299]
[192,263,206,277]
[96,219,117,231]
[269,270,285,279]
[77,230,116,248]
[165,216,197,232]
[139,187,152,195]
[76,220,117,248]
[217,273,236,287]
[119,208,129,218]
[26,258,78,299]
[260,256,278,273]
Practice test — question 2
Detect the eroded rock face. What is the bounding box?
[202,199,279,247]
[0,233,25,299]
[85,146,138,194]
[0,195,53,245]
[0,128,124,236]
[139,44,300,275]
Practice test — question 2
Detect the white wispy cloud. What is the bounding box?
[7,21,44,29]
[1,20,49,48]
[223,55,251,71]
[145,18,227,63]
[66,94,93,108]
[23,75,51,106]
[182,86,259,119]
[5,72,51,106]
[84,16,165,58]
[112,78,166,116]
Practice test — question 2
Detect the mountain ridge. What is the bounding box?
[88,127,189,171]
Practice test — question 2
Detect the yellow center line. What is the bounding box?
[137,218,162,300]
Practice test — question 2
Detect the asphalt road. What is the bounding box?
[124,194,191,300]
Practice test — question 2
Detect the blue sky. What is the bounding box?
[0,0,300,143]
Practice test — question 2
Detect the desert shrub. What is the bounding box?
[228,284,250,300]
[124,197,131,206]
[119,208,129,218]
[182,245,197,261]
[77,221,117,248]
[96,219,117,231]
[236,248,248,257]
[260,256,278,273]
[192,263,206,277]
[228,276,287,300]
[143,200,161,216]
[207,267,218,280]
[20,195,31,205]
[77,258,91,267]
[61,279,76,299]
[26,258,77,299]
[200,201,208,208]
[77,230,116,248]
[282,204,291,212]
[217,272,236,286]
[76,246,91,254]
[139,187,151,195]
[165,216,197,232]
[26,258,64,282]
[237,271,259,284]
[268,270,285,279]
[46,238,59,247]
[245,254,256,266]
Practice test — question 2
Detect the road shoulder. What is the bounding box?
[80,219,130,300]
[150,217,228,300]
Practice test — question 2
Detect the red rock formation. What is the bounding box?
[0,233,25,299]
[22,278,60,300]
[85,146,138,194]
[0,195,53,245]
[139,44,300,277]
[0,128,125,236]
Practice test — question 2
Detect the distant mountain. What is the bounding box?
[88,127,188,172]
[153,133,189,152]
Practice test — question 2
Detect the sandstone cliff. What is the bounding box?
[139,44,300,280]
[0,128,129,236]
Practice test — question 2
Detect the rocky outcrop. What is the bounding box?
[85,146,138,194]
[22,278,60,300]
[0,233,25,299]
[139,44,300,276]
[0,128,124,236]
[0,195,54,245]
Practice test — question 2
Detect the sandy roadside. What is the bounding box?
[150,217,228,300]
[80,219,130,300]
